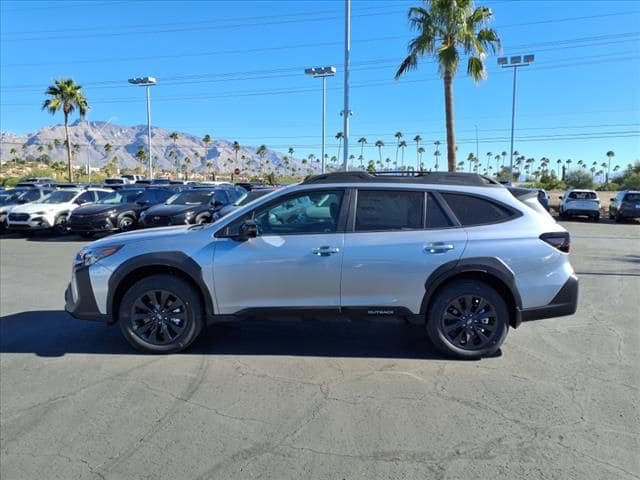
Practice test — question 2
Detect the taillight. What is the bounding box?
[540,232,571,253]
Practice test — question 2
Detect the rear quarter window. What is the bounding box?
[624,193,640,202]
[440,192,516,226]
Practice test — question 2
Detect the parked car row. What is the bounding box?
[558,189,640,222]
[1,180,275,236]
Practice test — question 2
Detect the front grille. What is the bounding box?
[145,215,171,226]
[9,213,29,222]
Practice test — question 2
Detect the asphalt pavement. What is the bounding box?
[1,219,639,480]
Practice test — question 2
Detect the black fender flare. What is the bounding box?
[107,252,214,320]
[419,257,523,327]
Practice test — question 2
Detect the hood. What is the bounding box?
[89,224,202,248]
[72,203,132,216]
[144,204,199,217]
[9,202,73,214]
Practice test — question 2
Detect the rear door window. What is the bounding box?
[427,193,454,228]
[440,193,515,226]
[355,190,423,232]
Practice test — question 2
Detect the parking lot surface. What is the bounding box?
[1,220,639,480]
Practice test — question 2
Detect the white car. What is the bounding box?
[559,189,600,221]
[7,188,112,234]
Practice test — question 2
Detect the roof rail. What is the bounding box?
[302,171,501,187]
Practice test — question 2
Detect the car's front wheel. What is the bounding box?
[427,280,509,360]
[118,274,204,354]
[54,214,68,235]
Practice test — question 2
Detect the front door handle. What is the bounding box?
[424,242,454,254]
[312,246,340,256]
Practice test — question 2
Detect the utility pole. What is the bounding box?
[342,0,351,171]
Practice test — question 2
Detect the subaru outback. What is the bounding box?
[65,172,578,359]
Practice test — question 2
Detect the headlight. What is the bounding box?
[75,245,123,267]
[184,211,194,218]
[106,209,118,217]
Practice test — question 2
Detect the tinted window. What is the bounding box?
[167,190,215,205]
[96,190,112,200]
[441,193,514,226]
[355,190,423,231]
[568,191,597,200]
[76,192,95,204]
[427,193,453,228]
[99,190,144,204]
[623,193,640,202]
[41,190,77,204]
[226,190,343,236]
[214,190,230,205]
[22,190,42,202]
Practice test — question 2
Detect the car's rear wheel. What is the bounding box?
[592,214,600,222]
[118,215,136,232]
[118,274,204,354]
[427,280,509,360]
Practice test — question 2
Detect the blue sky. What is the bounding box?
[1,0,639,171]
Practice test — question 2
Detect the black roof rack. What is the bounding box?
[302,171,501,187]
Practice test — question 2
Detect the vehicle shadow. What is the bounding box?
[0,310,452,360]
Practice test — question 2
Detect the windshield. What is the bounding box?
[234,189,273,206]
[40,190,77,204]
[166,190,214,205]
[98,190,144,204]
[0,189,29,204]
[568,191,597,200]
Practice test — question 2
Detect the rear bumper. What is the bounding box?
[618,209,640,219]
[65,267,110,322]
[564,209,598,217]
[520,274,578,322]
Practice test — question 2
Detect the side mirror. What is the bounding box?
[558,196,563,200]
[236,220,258,241]
[136,200,150,206]
[75,199,88,205]
[610,198,615,201]
[17,199,28,204]
[211,199,223,207]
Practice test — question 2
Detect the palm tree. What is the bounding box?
[466,153,474,172]
[434,148,441,171]
[494,154,501,174]
[232,141,241,178]
[556,159,563,178]
[566,158,572,172]
[42,78,89,182]
[485,151,492,172]
[396,1,500,171]
[135,145,147,174]
[288,147,295,162]
[394,131,403,166]
[205,161,213,180]
[413,135,422,169]
[202,134,211,162]
[256,145,268,172]
[399,140,407,169]
[375,140,384,162]
[184,156,192,180]
[357,137,367,161]
[606,150,615,185]
[335,132,344,161]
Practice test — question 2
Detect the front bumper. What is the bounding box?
[520,274,578,322]
[8,215,54,230]
[65,266,110,322]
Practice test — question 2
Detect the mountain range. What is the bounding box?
[0,120,307,175]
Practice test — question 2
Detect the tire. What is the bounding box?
[118,215,136,232]
[118,274,204,354]
[426,280,509,360]
[194,213,211,224]
[54,214,68,235]
[615,213,623,223]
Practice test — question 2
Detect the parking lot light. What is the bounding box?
[304,66,337,174]
[128,76,157,180]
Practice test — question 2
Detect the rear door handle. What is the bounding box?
[312,246,340,256]
[424,242,454,254]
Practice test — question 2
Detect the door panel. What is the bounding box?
[213,234,344,314]
[340,229,467,313]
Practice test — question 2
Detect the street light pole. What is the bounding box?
[342,0,351,171]
[128,76,157,179]
[497,55,534,185]
[304,66,336,174]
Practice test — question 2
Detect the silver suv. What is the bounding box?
[65,172,578,359]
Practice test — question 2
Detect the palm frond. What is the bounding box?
[467,56,486,82]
